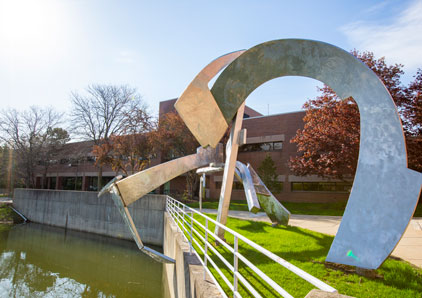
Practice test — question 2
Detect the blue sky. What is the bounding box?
[1,0,421,117]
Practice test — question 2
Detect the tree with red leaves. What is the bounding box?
[289,50,422,179]
[404,69,422,172]
[149,111,200,199]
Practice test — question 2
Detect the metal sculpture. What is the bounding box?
[99,177,175,263]
[197,164,224,212]
[234,161,290,225]
[175,39,422,269]
[100,39,421,269]
[196,161,291,226]
[115,145,223,206]
[175,50,245,148]
[214,102,247,238]
[99,145,223,263]
[175,51,291,239]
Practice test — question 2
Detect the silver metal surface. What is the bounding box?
[248,164,290,226]
[116,144,223,206]
[199,173,205,212]
[9,206,28,222]
[234,161,260,213]
[206,39,422,269]
[196,166,224,174]
[215,103,246,239]
[109,185,144,249]
[166,196,337,297]
[232,161,290,225]
[98,178,175,264]
[238,129,247,146]
[175,50,245,148]
[233,236,239,294]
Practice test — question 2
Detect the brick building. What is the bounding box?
[35,99,352,203]
[159,99,352,203]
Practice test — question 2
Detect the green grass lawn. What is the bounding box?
[187,200,422,217]
[0,204,22,223]
[180,213,422,298]
[0,204,14,222]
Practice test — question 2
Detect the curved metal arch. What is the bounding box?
[208,39,422,269]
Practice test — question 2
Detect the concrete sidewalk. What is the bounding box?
[0,197,12,205]
[199,208,422,268]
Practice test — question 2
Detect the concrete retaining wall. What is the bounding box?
[163,212,221,298]
[13,188,166,246]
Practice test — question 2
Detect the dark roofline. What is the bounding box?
[243,110,306,121]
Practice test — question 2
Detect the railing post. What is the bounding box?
[182,204,185,230]
[234,236,238,295]
[190,211,193,254]
[204,218,208,280]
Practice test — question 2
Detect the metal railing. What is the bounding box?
[166,196,336,298]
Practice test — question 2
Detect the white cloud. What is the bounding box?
[362,1,388,15]
[341,0,422,72]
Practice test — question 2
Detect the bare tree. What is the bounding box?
[39,127,70,188]
[93,108,156,176]
[0,107,65,188]
[70,84,148,189]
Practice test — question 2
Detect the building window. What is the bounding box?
[62,177,82,190]
[215,181,243,189]
[239,141,283,152]
[49,177,56,190]
[85,176,113,191]
[88,177,98,191]
[60,158,70,165]
[86,156,96,163]
[102,176,113,186]
[278,182,284,192]
[291,182,352,193]
[233,182,243,190]
[215,181,284,192]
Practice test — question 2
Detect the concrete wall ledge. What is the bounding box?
[13,188,166,246]
[164,212,222,298]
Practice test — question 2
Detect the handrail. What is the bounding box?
[166,196,336,298]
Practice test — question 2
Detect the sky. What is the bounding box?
[1,0,421,117]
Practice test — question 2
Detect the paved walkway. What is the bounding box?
[0,197,12,205]
[199,209,422,268]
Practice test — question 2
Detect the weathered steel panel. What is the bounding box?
[116,145,223,206]
[175,51,245,148]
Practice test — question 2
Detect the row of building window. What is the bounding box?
[239,141,283,152]
[59,156,96,165]
[38,156,97,166]
[44,176,114,191]
[214,181,351,193]
[215,181,285,192]
[291,182,352,193]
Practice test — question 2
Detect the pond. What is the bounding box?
[0,223,166,298]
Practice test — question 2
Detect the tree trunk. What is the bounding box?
[97,165,103,190]
[42,165,48,189]
[186,171,199,200]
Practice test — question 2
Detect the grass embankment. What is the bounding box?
[0,204,21,224]
[0,204,14,223]
[182,214,422,297]
[187,200,422,217]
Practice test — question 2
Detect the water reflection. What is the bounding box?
[0,223,164,298]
